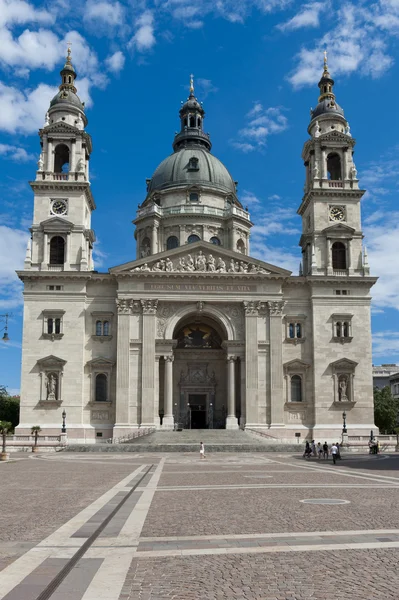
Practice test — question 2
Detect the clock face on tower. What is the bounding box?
[329,205,345,222]
[51,199,68,216]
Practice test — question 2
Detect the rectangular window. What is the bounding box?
[46,285,64,291]
[92,312,113,340]
[42,310,65,339]
[332,314,353,342]
[285,316,306,343]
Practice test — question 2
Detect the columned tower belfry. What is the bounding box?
[299,53,369,278]
[27,47,96,272]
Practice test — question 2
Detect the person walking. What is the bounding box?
[336,442,342,460]
[199,441,205,460]
[303,441,311,459]
[311,440,316,457]
[323,441,329,460]
[331,442,338,464]
[317,442,323,460]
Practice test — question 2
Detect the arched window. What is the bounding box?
[237,239,245,254]
[189,115,195,127]
[188,234,200,244]
[343,321,349,337]
[291,375,302,402]
[197,117,201,128]
[189,192,199,202]
[96,320,102,336]
[296,323,302,338]
[210,237,221,245]
[49,236,65,265]
[289,323,295,339]
[95,374,107,402]
[327,153,342,180]
[332,242,346,270]
[167,236,179,250]
[54,144,70,173]
[103,321,110,336]
[183,117,187,127]
[336,321,342,337]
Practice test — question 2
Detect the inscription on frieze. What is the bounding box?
[145,283,257,292]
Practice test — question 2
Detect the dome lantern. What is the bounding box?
[173,75,211,152]
[310,52,345,122]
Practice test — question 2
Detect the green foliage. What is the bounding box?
[31,425,42,447]
[374,386,399,434]
[0,387,20,431]
[0,420,12,453]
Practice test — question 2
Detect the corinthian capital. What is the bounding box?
[243,300,261,316]
[267,300,286,316]
[141,299,159,314]
[116,298,134,314]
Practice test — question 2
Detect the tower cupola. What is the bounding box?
[173,75,211,152]
[48,46,87,124]
[310,52,345,122]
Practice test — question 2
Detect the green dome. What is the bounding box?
[148,147,236,195]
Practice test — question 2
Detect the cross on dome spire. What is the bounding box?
[59,44,77,94]
[190,74,194,96]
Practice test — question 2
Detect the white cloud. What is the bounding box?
[232,103,288,151]
[0,144,34,161]
[277,2,326,31]
[196,78,218,98]
[0,27,61,70]
[372,330,399,359]
[0,0,54,29]
[240,190,261,207]
[365,219,399,311]
[105,50,125,73]
[129,11,155,52]
[0,225,27,310]
[84,1,124,26]
[288,3,395,88]
[0,81,57,133]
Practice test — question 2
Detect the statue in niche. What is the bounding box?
[207,254,216,272]
[76,113,84,130]
[313,163,320,179]
[46,373,57,400]
[338,376,348,401]
[44,112,50,127]
[37,153,44,171]
[196,251,206,271]
[314,120,320,137]
[345,124,351,137]
[216,257,226,272]
[76,158,85,172]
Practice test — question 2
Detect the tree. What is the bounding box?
[0,420,12,454]
[0,387,20,431]
[374,386,399,434]
[31,426,42,449]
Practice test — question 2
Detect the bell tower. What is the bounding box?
[27,47,96,272]
[298,53,369,277]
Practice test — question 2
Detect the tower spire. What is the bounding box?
[59,44,77,94]
[189,73,194,96]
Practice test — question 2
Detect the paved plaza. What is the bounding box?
[1,451,399,599]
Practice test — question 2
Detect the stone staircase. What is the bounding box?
[66,429,301,452]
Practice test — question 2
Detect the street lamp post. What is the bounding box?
[342,411,347,434]
[61,410,67,433]
[0,313,12,342]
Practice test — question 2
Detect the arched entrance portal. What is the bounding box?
[159,314,239,429]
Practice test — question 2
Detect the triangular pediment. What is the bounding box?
[86,357,115,368]
[319,131,354,145]
[323,223,355,235]
[331,358,358,372]
[43,122,80,135]
[37,355,67,367]
[41,216,74,232]
[283,359,311,373]
[110,241,291,277]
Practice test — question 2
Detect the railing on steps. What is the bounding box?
[244,428,281,442]
[5,434,66,447]
[104,427,156,444]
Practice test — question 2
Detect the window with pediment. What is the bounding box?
[284,315,306,344]
[42,310,65,340]
[92,312,113,341]
[332,313,353,343]
[86,358,115,404]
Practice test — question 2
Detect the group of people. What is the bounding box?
[368,439,380,454]
[303,440,342,464]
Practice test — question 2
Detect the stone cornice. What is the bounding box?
[29,180,96,211]
[297,188,365,216]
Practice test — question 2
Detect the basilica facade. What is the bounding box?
[17,52,377,442]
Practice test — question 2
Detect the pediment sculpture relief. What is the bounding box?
[132,251,270,274]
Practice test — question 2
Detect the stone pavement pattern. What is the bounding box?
[1,452,399,599]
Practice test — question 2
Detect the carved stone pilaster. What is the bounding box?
[116,298,133,314]
[243,301,261,316]
[267,300,286,316]
[141,299,158,314]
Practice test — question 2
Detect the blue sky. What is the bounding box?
[1,0,399,394]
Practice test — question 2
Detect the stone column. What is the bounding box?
[151,225,158,255]
[46,138,53,172]
[140,299,158,427]
[114,298,133,436]
[243,301,260,427]
[154,356,160,427]
[70,140,76,173]
[226,356,238,429]
[327,238,333,275]
[342,147,348,180]
[321,147,326,179]
[268,301,286,428]
[163,356,174,429]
